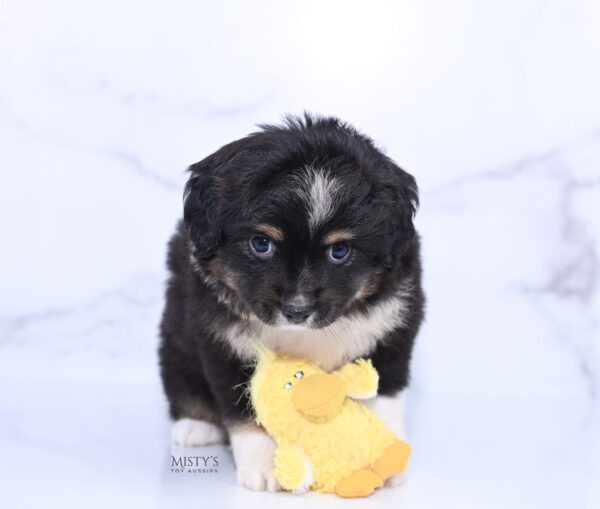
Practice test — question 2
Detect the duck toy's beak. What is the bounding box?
[291,373,347,417]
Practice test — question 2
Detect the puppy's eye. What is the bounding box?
[327,242,351,264]
[295,371,303,379]
[250,235,274,259]
[284,382,292,389]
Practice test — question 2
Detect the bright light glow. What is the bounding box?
[300,0,411,74]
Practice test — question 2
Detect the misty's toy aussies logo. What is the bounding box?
[170,455,219,474]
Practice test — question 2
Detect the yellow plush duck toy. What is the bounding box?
[249,347,412,498]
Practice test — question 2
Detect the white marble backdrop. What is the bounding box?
[1,1,599,508]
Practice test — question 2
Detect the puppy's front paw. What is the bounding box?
[384,471,408,488]
[230,423,281,492]
[236,462,280,492]
[171,418,227,447]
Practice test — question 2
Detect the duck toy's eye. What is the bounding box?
[284,382,292,389]
[295,371,304,379]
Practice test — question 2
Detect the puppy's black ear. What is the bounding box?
[183,160,221,259]
[381,164,419,271]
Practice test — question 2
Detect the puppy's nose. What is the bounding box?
[282,302,314,324]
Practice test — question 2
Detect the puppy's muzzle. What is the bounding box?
[282,303,313,324]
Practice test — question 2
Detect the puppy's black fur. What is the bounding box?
[159,114,424,427]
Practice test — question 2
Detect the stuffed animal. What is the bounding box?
[249,347,412,497]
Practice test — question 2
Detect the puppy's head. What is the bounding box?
[184,114,418,329]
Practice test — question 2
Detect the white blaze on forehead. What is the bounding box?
[295,167,341,234]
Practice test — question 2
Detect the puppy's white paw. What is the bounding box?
[230,423,281,492]
[384,471,408,488]
[171,418,227,447]
[236,463,280,492]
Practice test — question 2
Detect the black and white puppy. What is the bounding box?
[159,114,424,491]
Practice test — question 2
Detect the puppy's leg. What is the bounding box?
[159,340,227,447]
[366,390,408,487]
[171,417,226,447]
[228,421,281,492]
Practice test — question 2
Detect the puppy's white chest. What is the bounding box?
[220,288,411,371]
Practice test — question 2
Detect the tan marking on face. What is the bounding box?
[322,230,355,245]
[255,224,284,242]
[202,257,220,275]
[203,258,238,291]
[353,269,385,301]
[222,270,239,292]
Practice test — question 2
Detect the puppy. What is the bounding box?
[159,114,424,491]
